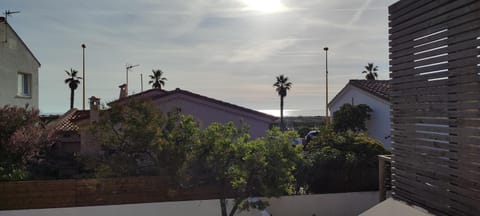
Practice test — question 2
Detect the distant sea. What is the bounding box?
[258,109,323,117]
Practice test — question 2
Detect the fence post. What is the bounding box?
[378,155,386,202]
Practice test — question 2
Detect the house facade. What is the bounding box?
[329,80,391,150]
[0,17,41,108]
[113,87,277,139]
[53,88,277,155]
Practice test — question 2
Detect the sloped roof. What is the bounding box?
[164,88,277,120]
[0,17,41,66]
[349,80,390,101]
[329,80,390,106]
[111,88,277,121]
[48,109,89,132]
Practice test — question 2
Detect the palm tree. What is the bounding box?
[273,75,292,131]
[149,69,168,89]
[64,68,82,110]
[362,63,378,80]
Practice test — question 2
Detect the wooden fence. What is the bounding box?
[389,0,480,215]
[0,176,223,210]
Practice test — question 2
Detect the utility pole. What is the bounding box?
[324,47,329,127]
[3,10,20,43]
[125,64,139,94]
[82,44,86,110]
[140,74,143,92]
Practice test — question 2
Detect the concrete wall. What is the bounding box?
[329,85,391,150]
[268,192,378,216]
[0,191,379,216]
[154,94,273,139]
[0,21,40,108]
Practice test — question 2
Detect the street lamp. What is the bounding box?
[82,44,86,110]
[324,47,329,127]
[126,64,140,94]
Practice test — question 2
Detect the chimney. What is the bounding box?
[89,96,100,123]
[119,84,127,99]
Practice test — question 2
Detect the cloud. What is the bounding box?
[348,0,373,25]
[221,39,297,63]
[3,0,398,115]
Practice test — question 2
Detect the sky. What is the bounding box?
[2,0,398,116]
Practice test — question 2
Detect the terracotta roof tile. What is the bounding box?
[349,80,390,101]
[50,109,89,132]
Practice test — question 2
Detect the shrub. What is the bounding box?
[296,129,388,193]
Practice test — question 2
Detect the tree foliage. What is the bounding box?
[273,75,292,131]
[0,106,56,181]
[149,69,167,89]
[88,100,300,216]
[64,68,82,109]
[362,63,378,80]
[88,99,198,178]
[332,103,372,133]
[297,127,388,193]
[187,125,300,216]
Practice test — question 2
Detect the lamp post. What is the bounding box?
[126,64,140,94]
[324,47,329,127]
[82,44,86,110]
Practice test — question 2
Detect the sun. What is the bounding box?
[242,0,287,13]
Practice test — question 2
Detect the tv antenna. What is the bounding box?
[125,64,140,94]
[3,10,20,43]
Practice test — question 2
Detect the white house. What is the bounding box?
[112,87,277,139]
[329,80,391,150]
[0,17,41,108]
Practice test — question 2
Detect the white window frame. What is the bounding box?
[17,72,32,97]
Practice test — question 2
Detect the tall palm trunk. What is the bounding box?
[280,95,284,131]
[70,88,74,109]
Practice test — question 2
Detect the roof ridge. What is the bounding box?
[162,88,277,120]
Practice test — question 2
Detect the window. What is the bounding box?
[17,73,32,97]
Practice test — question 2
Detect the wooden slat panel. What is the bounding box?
[390,1,480,40]
[0,176,225,210]
[390,8,480,49]
[390,1,480,215]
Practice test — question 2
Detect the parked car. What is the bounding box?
[303,130,319,144]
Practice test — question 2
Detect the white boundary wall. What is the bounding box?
[0,191,378,216]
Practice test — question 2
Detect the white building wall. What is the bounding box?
[0,22,40,108]
[153,95,273,139]
[0,191,379,216]
[330,86,391,150]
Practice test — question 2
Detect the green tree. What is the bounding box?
[149,69,168,89]
[273,75,292,131]
[332,104,372,133]
[89,99,197,178]
[362,63,378,80]
[297,129,388,193]
[188,124,299,216]
[64,68,82,109]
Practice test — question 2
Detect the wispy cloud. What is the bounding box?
[348,0,373,25]
[221,39,297,63]
[3,0,398,114]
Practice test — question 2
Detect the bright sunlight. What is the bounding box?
[241,0,287,13]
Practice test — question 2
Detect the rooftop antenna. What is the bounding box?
[125,63,140,94]
[3,10,20,43]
